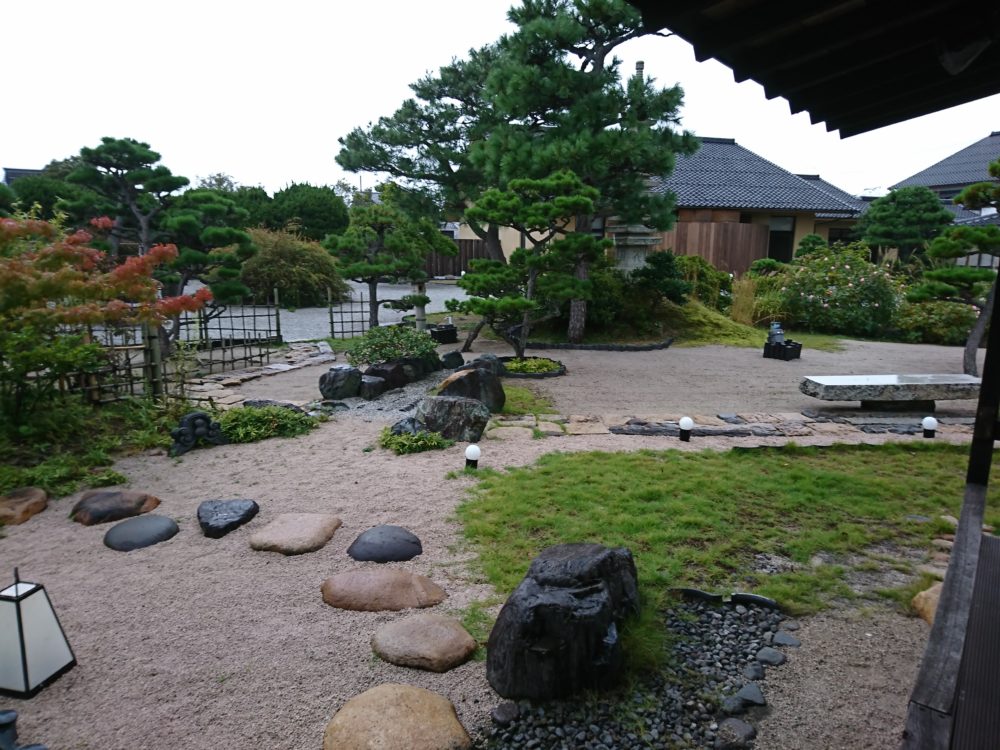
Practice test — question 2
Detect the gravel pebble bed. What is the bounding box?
[483,599,788,750]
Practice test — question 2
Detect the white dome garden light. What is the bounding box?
[678,416,694,442]
[922,416,938,438]
[465,444,481,469]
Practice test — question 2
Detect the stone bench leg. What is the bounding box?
[860,400,936,412]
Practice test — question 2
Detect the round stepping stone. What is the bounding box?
[347,524,422,563]
[323,684,471,750]
[71,490,160,526]
[197,499,259,538]
[104,514,179,551]
[0,487,48,525]
[249,513,341,555]
[321,568,446,611]
[372,612,476,672]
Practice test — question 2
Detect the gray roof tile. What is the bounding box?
[892,132,1000,190]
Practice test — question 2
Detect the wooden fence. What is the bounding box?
[655,222,769,275]
[424,239,491,277]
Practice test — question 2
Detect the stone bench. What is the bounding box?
[800,374,981,411]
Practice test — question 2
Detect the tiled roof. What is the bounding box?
[649,138,861,215]
[2,167,43,186]
[892,132,1000,190]
[796,174,869,218]
[955,211,1000,227]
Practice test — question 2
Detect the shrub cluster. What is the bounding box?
[502,357,561,374]
[347,324,438,367]
[894,301,978,345]
[241,227,350,307]
[218,406,317,443]
[378,427,453,455]
[674,254,731,311]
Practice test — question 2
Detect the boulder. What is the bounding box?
[71,490,160,526]
[415,396,490,442]
[441,350,465,369]
[486,543,639,700]
[322,684,472,750]
[390,416,424,436]
[459,353,502,377]
[419,352,443,372]
[197,499,259,538]
[249,513,342,555]
[372,612,476,672]
[359,375,388,400]
[716,718,757,749]
[438,368,505,413]
[912,581,943,624]
[103,514,179,551]
[0,487,48,525]
[347,524,423,562]
[366,362,412,390]
[321,568,446,611]
[319,365,362,400]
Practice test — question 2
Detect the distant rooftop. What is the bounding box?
[649,138,861,216]
[892,132,1000,191]
[2,167,43,186]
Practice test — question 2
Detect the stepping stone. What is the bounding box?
[742,662,765,680]
[321,568,446,612]
[323,684,472,750]
[197,499,259,538]
[250,513,341,555]
[735,682,766,706]
[773,631,801,647]
[347,525,422,563]
[716,718,757,749]
[372,612,476,672]
[104,514,179,551]
[0,487,47,525]
[71,490,160,526]
[756,646,786,666]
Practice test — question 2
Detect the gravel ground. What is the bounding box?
[6,338,972,749]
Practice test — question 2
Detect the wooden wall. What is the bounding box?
[655,221,770,275]
[424,239,491,277]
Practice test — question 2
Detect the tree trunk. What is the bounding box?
[519,267,539,357]
[467,220,506,263]
[462,317,488,352]
[567,260,589,344]
[964,281,995,376]
[367,278,381,328]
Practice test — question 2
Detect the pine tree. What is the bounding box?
[855,186,954,261]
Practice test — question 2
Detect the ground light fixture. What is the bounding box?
[0,569,76,699]
[922,416,938,439]
[679,416,694,442]
[465,444,481,470]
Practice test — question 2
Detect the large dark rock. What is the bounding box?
[486,543,639,700]
[437,368,506,413]
[319,365,362,400]
[197,499,259,538]
[441,350,465,369]
[390,417,424,436]
[103,514,179,551]
[71,490,160,526]
[459,353,502,377]
[415,396,491,442]
[366,361,412,390]
[348,524,423,562]
[360,375,388,400]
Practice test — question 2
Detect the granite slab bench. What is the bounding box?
[800,374,981,411]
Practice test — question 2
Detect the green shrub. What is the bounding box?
[503,357,561,374]
[240,227,350,306]
[347,324,438,366]
[674,254,731,311]
[779,243,900,336]
[218,406,317,443]
[795,233,828,258]
[895,300,978,345]
[378,427,453,455]
[748,258,789,277]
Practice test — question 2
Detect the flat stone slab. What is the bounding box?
[197,499,259,538]
[347,525,422,562]
[250,513,342,554]
[322,684,471,750]
[104,514,179,551]
[372,612,476,672]
[0,487,47,525]
[321,568,446,611]
[489,426,535,440]
[800,374,980,402]
[71,490,161,526]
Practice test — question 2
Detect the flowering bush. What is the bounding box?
[778,243,900,336]
[894,301,978,346]
[0,216,209,436]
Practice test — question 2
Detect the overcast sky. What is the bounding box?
[4,0,999,198]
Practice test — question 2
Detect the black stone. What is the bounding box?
[359,375,388,400]
[721,696,746,715]
[755,646,786,666]
[458,353,503,377]
[103,514,179,551]
[366,361,413,389]
[486,543,639,700]
[169,411,227,457]
[781,619,800,631]
[773,631,801,647]
[742,662,765,680]
[735,683,766,706]
[490,702,520,727]
[390,417,424,436]
[716,718,757,749]
[415,396,491,442]
[197,499,259,538]
[730,592,779,609]
[439,367,506,412]
[319,365,361,400]
[441,350,465,369]
[242,399,304,412]
[347,525,423,562]
[673,587,724,604]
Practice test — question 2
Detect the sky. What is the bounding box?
[3,0,999,199]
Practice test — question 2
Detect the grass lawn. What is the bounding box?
[456,442,998,665]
